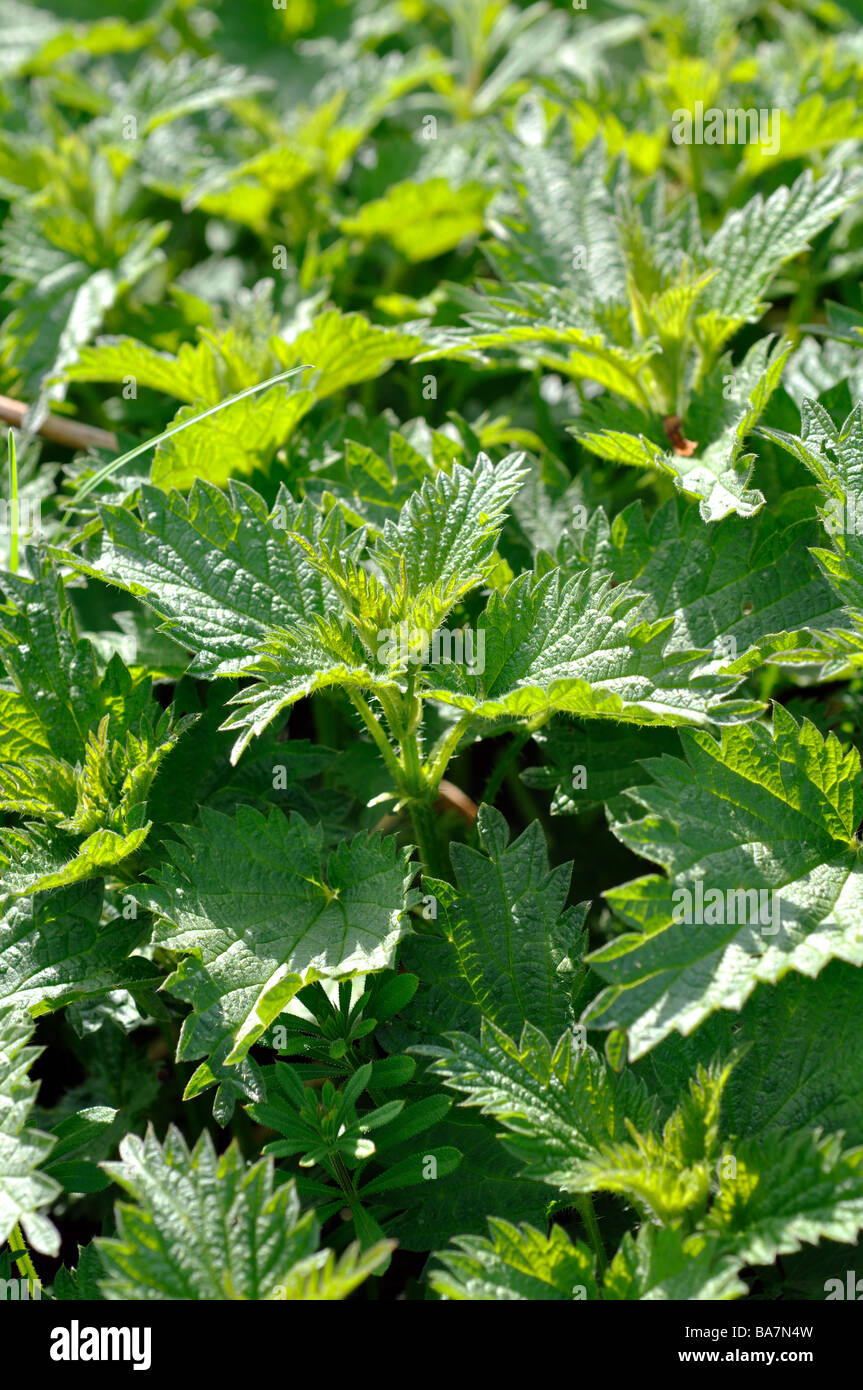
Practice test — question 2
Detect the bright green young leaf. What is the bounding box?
[430,1217,599,1301]
[704,1131,863,1270]
[341,178,490,262]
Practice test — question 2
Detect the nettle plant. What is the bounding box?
[2,415,863,1300]
[4,0,863,1308]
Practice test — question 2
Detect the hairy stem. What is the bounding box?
[426,713,474,788]
[9,1222,38,1285]
[408,794,448,879]
[573,1195,607,1280]
[347,690,404,786]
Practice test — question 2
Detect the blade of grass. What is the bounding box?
[7,427,18,574]
[66,365,312,505]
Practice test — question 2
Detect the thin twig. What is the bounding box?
[437,779,478,823]
[0,395,118,452]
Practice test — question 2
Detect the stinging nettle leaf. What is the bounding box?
[0,1007,61,1256]
[398,803,588,1040]
[96,1125,391,1300]
[135,806,416,1116]
[427,566,762,728]
[585,705,863,1057]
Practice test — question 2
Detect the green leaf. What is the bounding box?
[96,1125,391,1299]
[271,309,424,401]
[523,721,681,816]
[64,335,240,405]
[430,1217,599,1301]
[341,178,490,262]
[580,487,846,669]
[418,1020,660,1189]
[603,1225,746,1301]
[699,167,863,325]
[762,399,863,676]
[562,1058,736,1224]
[57,483,345,678]
[428,567,762,727]
[585,706,863,1057]
[575,336,792,521]
[136,807,415,1113]
[0,612,194,895]
[639,960,863,1148]
[0,1007,60,1256]
[52,1243,106,1301]
[0,882,154,1014]
[0,557,120,764]
[266,1239,396,1300]
[371,451,528,631]
[704,1131,863,1269]
[150,383,314,491]
[385,1109,549,1252]
[406,804,588,1038]
[742,95,863,174]
[44,1106,117,1193]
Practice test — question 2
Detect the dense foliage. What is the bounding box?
[3,0,863,1304]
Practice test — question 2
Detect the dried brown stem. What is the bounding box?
[0,395,118,453]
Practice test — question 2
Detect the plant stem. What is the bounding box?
[347,690,404,786]
[331,1151,358,1200]
[7,429,18,575]
[9,1222,38,1285]
[573,1195,607,1278]
[408,795,448,879]
[400,723,424,790]
[426,713,474,787]
[482,727,530,807]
